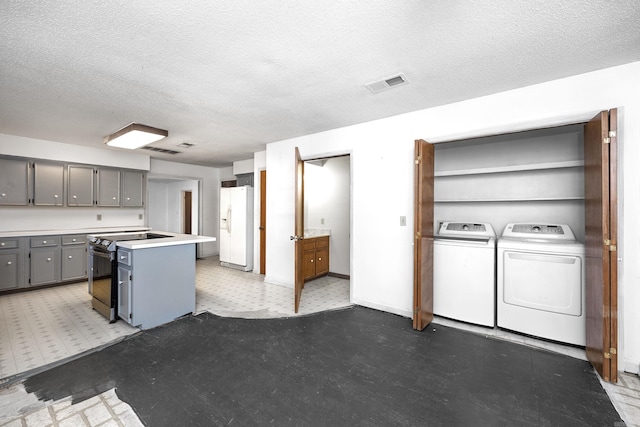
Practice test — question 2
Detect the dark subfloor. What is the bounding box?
[24,306,621,426]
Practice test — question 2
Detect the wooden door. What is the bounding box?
[293,147,305,313]
[183,191,192,234]
[260,170,267,274]
[584,109,618,383]
[413,139,435,330]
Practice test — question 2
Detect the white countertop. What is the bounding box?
[304,228,331,238]
[90,231,216,250]
[0,226,151,238]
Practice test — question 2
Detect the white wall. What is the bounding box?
[149,159,219,257]
[148,179,199,235]
[0,134,149,232]
[304,156,350,275]
[264,62,640,374]
[147,181,170,230]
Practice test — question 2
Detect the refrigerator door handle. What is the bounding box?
[227,207,232,232]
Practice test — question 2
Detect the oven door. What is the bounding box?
[89,247,117,322]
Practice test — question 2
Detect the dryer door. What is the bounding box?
[503,251,583,316]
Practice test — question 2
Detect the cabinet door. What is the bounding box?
[30,248,60,285]
[117,266,132,324]
[33,162,64,206]
[62,246,86,281]
[97,169,121,206]
[0,158,29,206]
[303,250,316,281]
[316,247,329,276]
[122,171,144,207]
[0,251,19,290]
[68,165,95,206]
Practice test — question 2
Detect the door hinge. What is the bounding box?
[603,137,610,144]
[604,352,610,359]
[415,155,421,165]
[609,130,617,138]
[609,244,617,252]
[604,348,617,359]
[415,232,421,240]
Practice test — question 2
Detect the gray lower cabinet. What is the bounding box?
[0,251,20,290]
[116,244,195,329]
[117,265,132,323]
[62,247,86,281]
[0,158,29,206]
[30,247,60,286]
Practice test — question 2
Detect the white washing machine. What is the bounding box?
[433,221,496,327]
[497,223,586,346]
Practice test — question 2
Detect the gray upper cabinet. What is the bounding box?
[97,168,121,207]
[122,171,144,207]
[33,162,64,206]
[0,158,29,206]
[68,165,95,206]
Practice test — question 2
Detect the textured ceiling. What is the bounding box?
[1,1,639,167]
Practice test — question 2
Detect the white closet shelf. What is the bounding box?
[435,196,585,203]
[434,160,584,177]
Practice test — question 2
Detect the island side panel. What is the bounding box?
[124,243,196,329]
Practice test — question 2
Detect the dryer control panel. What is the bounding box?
[501,223,576,241]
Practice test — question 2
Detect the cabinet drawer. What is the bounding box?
[31,236,60,247]
[303,240,316,251]
[314,236,329,249]
[62,234,86,245]
[117,249,132,266]
[0,238,20,249]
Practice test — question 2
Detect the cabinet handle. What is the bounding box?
[318,257,322,261]
[68,255,73,259]
[47,257,51,262]
[72,239,77,242]
[310,259,314,263]
[7,261,11,265]
[1,193,6,197]
[113,196,117,200]
[127,197,131,201]
[120,255,126,260]
[0,242,4,246]
[43,240,47,244]
[73,195,77,199]
[54,195,58,198]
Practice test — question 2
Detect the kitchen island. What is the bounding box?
[89,231,215,330]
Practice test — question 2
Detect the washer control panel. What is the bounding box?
[502,223,576,241]
[437,221,496,239]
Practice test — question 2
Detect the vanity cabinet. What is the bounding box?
[0,158,29,206]
[33,162,64,206]
[303,236,330,281]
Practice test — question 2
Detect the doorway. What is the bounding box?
[294,152,351,312]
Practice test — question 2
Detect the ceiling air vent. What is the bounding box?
[177,142,195,148]
[364,73,409,94]
[141,146,181,155]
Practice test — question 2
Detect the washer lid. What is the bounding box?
[501,223,576,241]
[437,221,496,238]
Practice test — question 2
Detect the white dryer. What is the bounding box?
[433,221,496,327]
[497,223,585,346]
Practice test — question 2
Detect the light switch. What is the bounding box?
[400,216,406,226]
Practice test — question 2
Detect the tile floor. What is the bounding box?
[0,256,638,426]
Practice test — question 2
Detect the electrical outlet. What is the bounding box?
[139,214,143,220]
[321,218,325,225]
[400,216,406,226]
[97,214,102,221]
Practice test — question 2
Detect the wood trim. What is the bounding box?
[259,170,266,275]
[294,148,304,313]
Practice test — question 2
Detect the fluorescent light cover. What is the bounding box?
[104,123,168,149]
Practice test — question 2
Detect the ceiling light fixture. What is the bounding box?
[104,123,168,149]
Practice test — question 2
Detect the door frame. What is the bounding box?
[292,148,353,312]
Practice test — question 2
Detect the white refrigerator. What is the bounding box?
[219,186,254,271]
